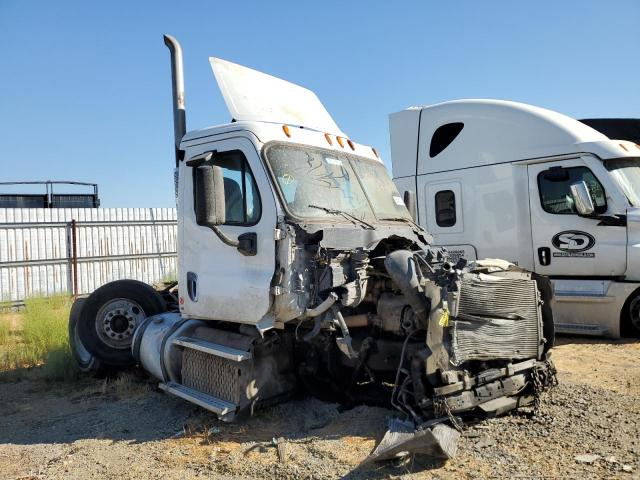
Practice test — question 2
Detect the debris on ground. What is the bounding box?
[575,454,600,464]
[0,337,638,479]
[362,418,460,465]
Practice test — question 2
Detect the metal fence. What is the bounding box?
[0,208,177,304]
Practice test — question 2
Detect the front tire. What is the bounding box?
[69,297,103,374]
[76,280,166,369]
[622,289,640,338]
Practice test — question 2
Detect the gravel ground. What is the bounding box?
[0,336,638,479]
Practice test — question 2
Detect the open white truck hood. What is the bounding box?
[210,57,345,137]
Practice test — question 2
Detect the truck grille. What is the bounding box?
[451,275,542,364]
[181,349,242,404]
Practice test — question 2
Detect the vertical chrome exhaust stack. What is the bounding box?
[163,34,186,166]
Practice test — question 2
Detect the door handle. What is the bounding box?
[237,232,257,256]
[538,247,551,266]
[187,271,198,302]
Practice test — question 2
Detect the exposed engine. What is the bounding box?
[275,225,556,421]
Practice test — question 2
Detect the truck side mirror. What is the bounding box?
[542,166,569,182]
[403,190,417,221]
[569,181,595,216]
[195,164,226,226]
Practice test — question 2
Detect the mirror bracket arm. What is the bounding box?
[576,213,627,227]
[596,214,627,227]
[208,225,240,247]
[206,226,257,256]
[186,150,218,167]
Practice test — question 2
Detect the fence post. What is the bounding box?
[71,219,78,298]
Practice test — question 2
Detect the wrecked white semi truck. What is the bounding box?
[69,36,555,460]
[390,101,640,338]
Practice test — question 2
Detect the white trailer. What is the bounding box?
[391,100,640,338]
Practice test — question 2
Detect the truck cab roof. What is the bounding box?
[390,99,640,178]
[181,120,382,164]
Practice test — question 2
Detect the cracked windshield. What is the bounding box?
[265,144,411,222]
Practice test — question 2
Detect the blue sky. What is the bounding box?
[2,1,639,207]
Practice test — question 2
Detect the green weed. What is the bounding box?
[0,295,77,381]
[161,269,178,283]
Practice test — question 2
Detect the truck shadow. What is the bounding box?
[554,334,639,346]
[346,459,448,479]
[0,372,195,445]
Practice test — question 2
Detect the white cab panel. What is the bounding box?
[389,108,421,178]
[178,136,277,325]
[551,279,639,337]
[625,207,640,281]
[527,157,627,277]
[416,163,534,269]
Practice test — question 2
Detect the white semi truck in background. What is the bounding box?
[391,100,640,338]
[69,36,556,461]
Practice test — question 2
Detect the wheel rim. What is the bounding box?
[629,296,640,331]
[95,298,146,349]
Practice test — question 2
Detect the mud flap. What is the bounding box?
[362,418,460,465]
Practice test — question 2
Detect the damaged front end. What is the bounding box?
[274,221,556,463]
[124,217,556,465]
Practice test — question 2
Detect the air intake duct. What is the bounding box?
[384,250,431,326]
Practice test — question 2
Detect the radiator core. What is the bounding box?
[451,275,542,364]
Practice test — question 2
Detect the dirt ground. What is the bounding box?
[0,336,638,480]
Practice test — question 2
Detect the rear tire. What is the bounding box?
[76,280,166,370]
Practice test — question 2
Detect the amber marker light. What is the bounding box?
[620,143,628,152]
[336,136,345,148]
[282,125,291,137]
[324,133,333,145]
[372,147,379,158]
[347,139,355,150]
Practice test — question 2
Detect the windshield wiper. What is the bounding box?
[308,204,375,230]
[379,216,422,230]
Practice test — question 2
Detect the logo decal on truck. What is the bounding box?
[551,230,595,257]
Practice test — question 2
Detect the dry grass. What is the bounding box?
[0,295,77,381]
[0,317,9,345]
[108,371,153,397]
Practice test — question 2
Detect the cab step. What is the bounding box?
[159,381,238,416]
[554,323,609,336]
[173,336,252,361]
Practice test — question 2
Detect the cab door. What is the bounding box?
[422,180,478,263]
[527,158,626,276]
[178,136,277,325]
